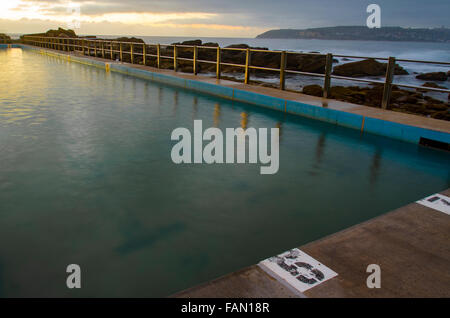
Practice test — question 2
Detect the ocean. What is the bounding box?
[9,33,450,93]
[111,36,450,93]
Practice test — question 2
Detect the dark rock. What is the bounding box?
[396,95,418,104]
[226,44,250,49]
[416,82,448,93]
[299,83,449,120]
[47,27,77,38]
[421,82,446,89]
[416,72,448,81]
[302,85,323,97]
[332,58,408,77]
[426,103,448,111]
[180,65,194,73]
[203,42,219,47]
[431,111,450,120]
[21,27,78,39]
[172,39,202,46]
[287,54,332,74]
[0,33,11,43]
[113,37,144,43]
[390,90,405,100]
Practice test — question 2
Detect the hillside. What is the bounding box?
[256,26,450,42]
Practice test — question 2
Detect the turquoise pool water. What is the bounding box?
[0,48,449,297]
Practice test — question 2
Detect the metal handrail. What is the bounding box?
[21,35,450,110]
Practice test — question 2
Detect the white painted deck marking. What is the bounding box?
[258,248,337,293]
[417,193,450,215]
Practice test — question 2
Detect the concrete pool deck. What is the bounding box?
[16,44,450,147]
[173,188,450,298]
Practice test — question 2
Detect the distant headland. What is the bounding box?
[256,26,450,42]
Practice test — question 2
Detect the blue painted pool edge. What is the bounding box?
[15,44,450,146]
[0,44,21,48]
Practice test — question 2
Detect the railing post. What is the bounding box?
[216,47,221,79]
[280,51,287,90]
[101,41,105,58]
[82,39,84,55]
[173,44,178,71]
[193,45,198,75]
[143,43,146,65]
[119,42,123,62]
[382,56,396,109]
[244,48,251,84]
[323,53,333,98]
[110,42,113,60]
[94,41,97,57]
[157,44,161,68]
[130,43,134,64]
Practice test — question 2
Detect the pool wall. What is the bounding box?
[13,44,450,146]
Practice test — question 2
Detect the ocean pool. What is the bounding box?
[0,48,449,297]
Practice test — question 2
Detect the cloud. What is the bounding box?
[1,0,449,37]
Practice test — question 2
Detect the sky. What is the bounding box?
[0,0,449,37]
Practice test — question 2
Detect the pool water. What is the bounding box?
[0,48,449,297]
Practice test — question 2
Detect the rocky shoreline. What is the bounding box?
[302,84,449,120]
[0,33,12,43]
[22,29,450,121]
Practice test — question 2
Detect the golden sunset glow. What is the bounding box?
[0,0,266,36]
[0,1,214,24]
